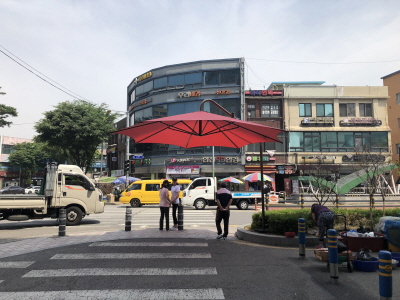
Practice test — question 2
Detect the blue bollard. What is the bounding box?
[327,229,339,284]
[298,218,306,259]
[379,250,392,299]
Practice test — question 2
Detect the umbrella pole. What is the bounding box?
[260,142,266,231]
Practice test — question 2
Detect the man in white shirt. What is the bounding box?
[170,178,180,230]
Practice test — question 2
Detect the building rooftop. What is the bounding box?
[381,70,400,79]
[267,81,325,90]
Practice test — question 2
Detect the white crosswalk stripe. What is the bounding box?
[23,267,218,277]
[50,253,211,259]
[0,262,35,268]
[2,240,225,299]
[0,288,225,299]
[89,242,208,247]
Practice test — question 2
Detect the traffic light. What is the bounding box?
[125,160,130,172]
[131,161,135,174]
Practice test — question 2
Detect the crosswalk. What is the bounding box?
[84,206,216,229]
[0,240,226,299]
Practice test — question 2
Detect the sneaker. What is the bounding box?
[222,236,227,240]
[170,227,177,231]
[216,234,223,239]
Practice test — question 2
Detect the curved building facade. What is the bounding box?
[127,58,245,180]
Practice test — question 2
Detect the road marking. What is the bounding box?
[51,253,211,259]
[0,288,225,299]
[23,267,218,277]
[0,280,3,284]
[90,242,208,247]
[0,261,35,268]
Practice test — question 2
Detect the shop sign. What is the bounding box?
[340,118,382,126]
[166,165,200,174]
[177,89,240,98]
[129,98,153,110]
[132,159,151,165]
[167,156,239,164]
[245,90,283,96]
[301,117,334,126]
[302,155,336,160]
[246,156,275,162]
[342,154,385,162]
[136,71,153,83]
[292,180,299,195]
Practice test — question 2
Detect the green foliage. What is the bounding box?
[34,100,118,172]
[0,87,18,127]
[250,208,400,235]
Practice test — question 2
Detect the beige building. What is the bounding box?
[381,70,400,182]
[284,85,391,176]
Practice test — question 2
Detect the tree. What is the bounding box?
[299,155,340,206]
[0,87,18,128]
[34,100,118,172]
[7,142,48,185]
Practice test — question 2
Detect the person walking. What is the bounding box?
[159,179,171,231]
[170,178,180,231]
[311,203,335,246]
[215,182,233,240]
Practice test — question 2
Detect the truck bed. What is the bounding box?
[0,195,47,209]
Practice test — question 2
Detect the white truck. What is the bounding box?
[0,163,104,225]
[181,177,264,210]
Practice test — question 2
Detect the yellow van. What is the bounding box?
[119,179,192,207]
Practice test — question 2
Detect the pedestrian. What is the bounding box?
[170,178,180,231]
[311,203,335,247]
[215,182,233,240]
[264,182,271,194]
[159,179,171,231]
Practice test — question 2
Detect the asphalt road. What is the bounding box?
[0,204,257,241]
[0,238,379,300]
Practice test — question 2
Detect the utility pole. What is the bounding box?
[125,111,130,187]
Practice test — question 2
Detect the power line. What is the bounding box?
[0,45,89,101]
[246,57,400,65]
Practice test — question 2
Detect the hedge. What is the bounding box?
[250,208,400,235]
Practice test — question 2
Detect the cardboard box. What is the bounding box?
[314,249,353,262]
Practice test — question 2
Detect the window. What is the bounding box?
[204,71,219,86]
[339,103,355,117]
[190,179,207,189]
[247,104,256,117]
[398,118,400,129]
[168,74,184,86]
[359,103,372,117]
[145,184,160,191]
[321,132,338,152]
[304,132,321,151]
[219,69,240,85]
[397,143,400,155]
[316,104,333,117]
[64,175,87,188]
[153,77,167,89]
[299,104,312,117]
[397,93,400,105]
[261,103,280,117]
[127,184,141,191]
[184,72,202,84]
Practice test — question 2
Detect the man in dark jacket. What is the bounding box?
[311,203,335,245]
[215,182,233,240]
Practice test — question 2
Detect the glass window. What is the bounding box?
[304,133,320,152]
[397,143,400,155]
[204,71,219,86]
[299,103,312,117]
[359,103,372,117]
[321,132,338,151]
[397,93,400,105]
[338,132,354,149]
[168,75,184,86]
[145,184,160,191]
[289,132,303,151]
[152,105,167,119]
[127,184,141,191]
[220,69,240,85]
[261,103,280,117]
[371,132,388,151]
[247,104,256,118]
[184,72,202,84]
[339,103,355,117]
[316,104,333,117]
[153,77,167,89]
[190,179,207,189]
[142,81,153,93]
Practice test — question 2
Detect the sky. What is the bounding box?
[1,0,400,139]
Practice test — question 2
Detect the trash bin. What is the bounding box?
[385,220,400,251]
[107,194,114,203]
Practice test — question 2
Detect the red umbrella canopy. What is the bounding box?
[114,111,282,148]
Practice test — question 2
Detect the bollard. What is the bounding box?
[125,207,132,231]
[265,194,269,211]
[178,204,184,231]
[58,208,66,237]
[335,194,340,209]
[379,250,392,300]
[254,198,258,211]
[298,218,306,259]
[300,194,304,209]
[327,229,339,284]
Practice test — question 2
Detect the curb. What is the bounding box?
[235,225,320,247]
